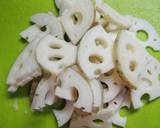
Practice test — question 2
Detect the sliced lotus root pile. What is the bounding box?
[7,0,160,128]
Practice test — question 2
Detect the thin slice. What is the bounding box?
[20,25,48,43]
[55,68,93,112]
[102,88,127,114]
[116,30,148,88]
[31,12,64,39]
[7,39,42,92]
[31,75,59,110]
[109,92,131,127]
[96,1,131,29]
[116,30,160,108]
[53,101,74,127]
[131,56,160,108]
[89,79,103,112]
[99,70,124,103]
[78,25,115,79]
[126,15,160,51]
[60,0,94,44]
[70,88,127,128]
[36,35,77,75]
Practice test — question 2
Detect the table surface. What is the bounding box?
[0,0,160,128]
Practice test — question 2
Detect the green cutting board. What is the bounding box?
[0,0,160,128]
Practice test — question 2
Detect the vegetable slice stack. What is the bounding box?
[7,0,160,128]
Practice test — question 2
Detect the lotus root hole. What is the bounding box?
[136,30,148,41]
[72,87,79,102]
[103,102,109,108]
[40,26,47,32]
[93,119,104,125]
[101,81,109,90]
[147,69,152,75]
[95,38,107,48]
[71,12,83,25]
[129,61,137,72]
[50,44,61,49]
[49,56,63,61]
[89,55,103,64]
[141,93,150,104]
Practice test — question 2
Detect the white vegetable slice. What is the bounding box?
[31,12,64,39]
[116,30,148,89]
[78,25,115,79]
[99,70,124,103]
[7,39,42,92]
[131,56,160,108]
[20,25,48,43]
[126,15,160,51]
[55,68,93,112]
[60,0,94,44]
[102,88,127,114]
[36,35,77,75]
[89,79,103,111]
[96,1,131,29]
[53,101,74,127]
[109,92,131,127]
[70,88,127,128]
[116,30,160,108]
[59,0,76,15]
[31,75,58,110]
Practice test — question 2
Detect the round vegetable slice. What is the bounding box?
[78,25,115,79]
[116,30,160,108]
[60,0,94,44]
[36,35,77,76]
[55,68,93,112]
